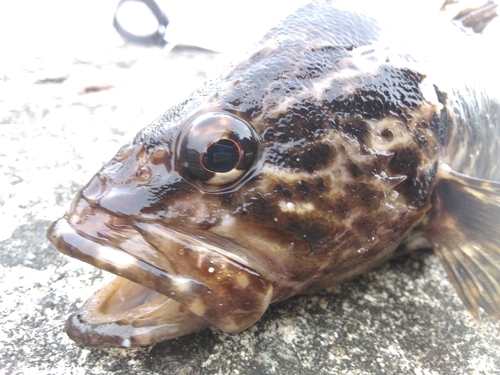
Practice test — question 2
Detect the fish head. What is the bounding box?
[47,5,442,347]
[47,108,278,346]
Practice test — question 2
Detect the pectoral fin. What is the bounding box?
[425,164,500,319]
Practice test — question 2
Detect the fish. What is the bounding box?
[47,0,500,347]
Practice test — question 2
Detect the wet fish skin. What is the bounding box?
[130,2,442,296]
[47,0,500,347]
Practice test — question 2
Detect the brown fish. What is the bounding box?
[47,0,500,347]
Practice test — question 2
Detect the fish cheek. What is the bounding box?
[134,221,274,333]
[234,185,332,270]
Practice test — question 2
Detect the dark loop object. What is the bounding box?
[113,0,169,46]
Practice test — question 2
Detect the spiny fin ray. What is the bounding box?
[426,164,500,319]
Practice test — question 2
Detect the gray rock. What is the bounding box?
[1,1,499,374]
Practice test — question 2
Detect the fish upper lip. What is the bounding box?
[46,214,261,299]
[47,217,203,299]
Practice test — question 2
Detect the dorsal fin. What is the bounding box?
[425,164,500,319]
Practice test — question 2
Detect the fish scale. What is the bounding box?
[47,0,500,347]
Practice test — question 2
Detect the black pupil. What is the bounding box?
[202,139,240,173]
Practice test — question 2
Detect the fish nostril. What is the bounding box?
[136,164,152,181]
[152,147,167,160]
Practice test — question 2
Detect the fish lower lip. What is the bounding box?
[65,276,209,347]
[47,216,273,346]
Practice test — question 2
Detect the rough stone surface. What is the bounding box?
[1,1,499,375]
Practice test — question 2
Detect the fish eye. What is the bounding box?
[178,112,259,188]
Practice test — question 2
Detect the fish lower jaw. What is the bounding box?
[65,276,210,348]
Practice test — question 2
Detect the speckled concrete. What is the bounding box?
[1,1,499,375]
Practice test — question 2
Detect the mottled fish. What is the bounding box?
[47,0,500,347]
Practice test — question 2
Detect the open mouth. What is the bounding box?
[47,199,273,347]
[63,273,209,347]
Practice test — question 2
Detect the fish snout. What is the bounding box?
[77,142,180,217]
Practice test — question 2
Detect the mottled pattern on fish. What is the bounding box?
[47,0,500,347]
[134,3,445,294]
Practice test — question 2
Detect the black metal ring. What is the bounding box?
[113,0,169,46]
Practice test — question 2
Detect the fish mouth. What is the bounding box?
[47,198,273,347]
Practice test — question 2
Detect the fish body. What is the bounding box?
[47,0,500,347]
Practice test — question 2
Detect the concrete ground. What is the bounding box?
[1,1,499,374]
